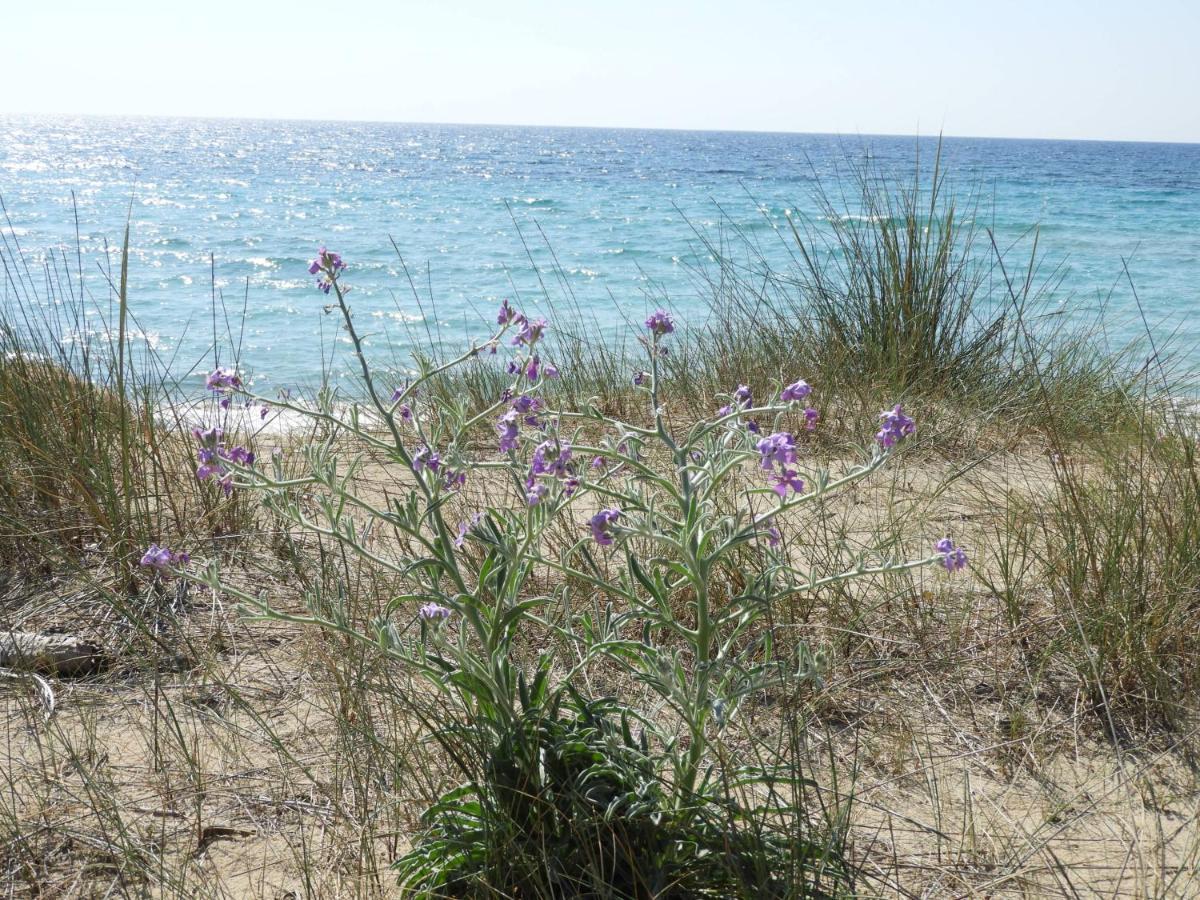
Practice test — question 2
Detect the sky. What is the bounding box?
[5,0,1199,143]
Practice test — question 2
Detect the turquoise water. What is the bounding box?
[2,116,1198,390]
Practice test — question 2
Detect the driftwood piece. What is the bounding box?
[0,632,105,676]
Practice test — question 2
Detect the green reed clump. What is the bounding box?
[1040,418,1200,730]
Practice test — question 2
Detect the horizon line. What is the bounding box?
[3,110,1199,148]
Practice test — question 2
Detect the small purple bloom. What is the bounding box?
[413,446,440,473]
[936,538,969,572]
[644,308,675,336]
[526,355,540,381]
[767,526,781,547]
[591,455,606,469]
[526,482,548,506]
[140,544,188,570]
[310,247,346,293]
[589,508,621,546]
[876,404,916,449]
[757,432,797,471]
[497,410,520,453]
[497,298,517,325]
[771,468,805,498]
[803,407,819,431]
[531,440,572,478]
[205,367,242,392]
[512,317,547,348]
[419,602,452,621]
[747,419,761,434]
[733,384,752,406]
[781,379,812,402]
[543,363,560,380]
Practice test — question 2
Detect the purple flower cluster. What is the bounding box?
[414,446,465,491]
[780,379,812,402]
[193,426,255,496]
[756,432,805,498]
[496,393,546,453]
[936,538,969,572]
[718,384,753,418]
[526,440,578,506]
[205,367,242,392]
[876,404,916,448]
[644,309,675,336]
[589,508,621,546]
[308,247,346,294]
[140,543,189,570]
[454,512,484,549]
[419,602,452,621]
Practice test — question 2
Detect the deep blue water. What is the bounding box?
[2,116,1198,390]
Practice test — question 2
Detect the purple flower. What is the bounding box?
[803,407,819,431]
[526,482,548,506]
[756,432,797,471]
[767,526,781,547]
[644,308,675,336]
[443,469,466,491]
[733,384,752,406]
[770,468,805,498]
[935,538,969,572]
[497,410,520,453]
[876,404,916,449]
[589,508,621,545]
[526,355,540,381]
[309,247,346,293]
[454,512,484,549]
[419,602,452,621]
[398,404,413,422]
[591,455,606,469]
[497,298,518,325]
[632,371,648,387]
[413,446,440,473]
[259,403,269,420]
[781,379,812,402]
[531,440,572,478]
[512,317,547,348]
[543,363,560,380]
[140,544,188,570]
[747,419,761,434]
[205,367,242,392]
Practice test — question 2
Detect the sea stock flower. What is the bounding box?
[497,298,518,325]
[413,446,441,473]
[876,404,916,449]
[497,409,520,453]
[205,367,242,392]
[935,537,969,573]
[526,481,548,506]
[632,371,649,387]
[140,543,189,571]
[512,316,547,348]
[454,512,484,549]
[756,432,797,471]
[803,407,819,431]
[309,246,346,294]
[531,440,572,478]
[781,379,812,402]
[644,308,674,336]
[770,468,805,497]
[589,508,621,545]
[419,602,452,621]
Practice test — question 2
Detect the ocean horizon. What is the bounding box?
[3,114,1198,391]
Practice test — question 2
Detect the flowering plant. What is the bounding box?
[167,249,966,892]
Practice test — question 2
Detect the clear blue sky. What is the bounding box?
[7,0,1198,142]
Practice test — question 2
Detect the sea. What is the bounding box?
[2,116,1198,392]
